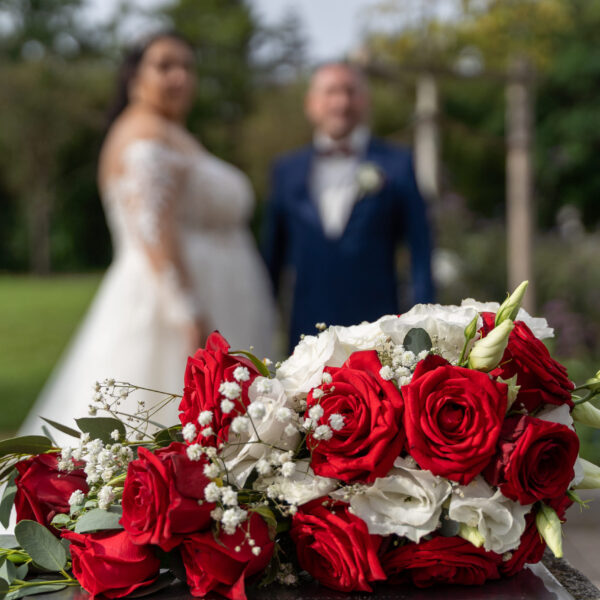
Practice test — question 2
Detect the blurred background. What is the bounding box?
[0,0,599,453]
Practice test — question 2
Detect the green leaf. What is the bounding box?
[14,565,28,581]
[5,583,66,600]
[127,572,175,598]
[14,520,67,572]
[39,418,80,440]
[0,558,17,584]
[536,503,563,558]
[0,536,18,549]
[154,426,182,447]
[229,350,270,377]
[403,328,433,355]
[50,514,70,528]
[75,418,126,444]
[0,470,17,528]
[251,506,278,540]
[439,516,461,537]
[74,507,123,533]
[0,578,8,600]
[0,437,53,459]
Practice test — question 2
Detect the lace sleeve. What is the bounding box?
[117,138,199,326]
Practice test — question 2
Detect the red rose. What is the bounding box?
[180,512,274,600]
[306,350,404,483]
[121,442,213,550]
[62,530,160,599]
[483,415,579,505]
[179,332,260,446]
[497,512,546,577]
[14,453,88,530]
[402,355,508,484]
[481,313,574,412]
[290,498,386,592]
[381,536,501,587]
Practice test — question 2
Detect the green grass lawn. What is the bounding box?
[0,274,102,434]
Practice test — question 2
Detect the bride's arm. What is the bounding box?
[114,137,204,344]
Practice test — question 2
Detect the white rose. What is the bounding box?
[381,304,481,364]
[331,457,451,541]
[277,316,396,397]
[255,459,337,506]
[460,299,554,340]
[222,378,300,487]
[449,477,531,554]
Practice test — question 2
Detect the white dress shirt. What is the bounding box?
[311,126,370,239]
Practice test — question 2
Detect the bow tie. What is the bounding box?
[315,143,356,157]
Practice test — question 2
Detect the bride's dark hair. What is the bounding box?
[105,31,194,127]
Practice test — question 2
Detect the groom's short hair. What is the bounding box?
[308,61,369,92]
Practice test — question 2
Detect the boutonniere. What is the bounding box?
[356,162,385,197]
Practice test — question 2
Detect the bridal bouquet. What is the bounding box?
[1,282,600,600]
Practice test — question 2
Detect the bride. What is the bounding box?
[19,32,275,440]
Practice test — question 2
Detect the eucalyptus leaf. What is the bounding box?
[154,426,182,446]
[403,328,433,355]
[5,583,67,600]
[0,437,53,459]
[0,536,18,549]
[39,418,80,440]
[14,565,28,582]
[439,517,461,537]
[74,507,123,533]
[14,521,67,572]
[0,578,8,600]
[75,418,126,444]
[50,514,71,528]
[127,572,175,598]
[0,471,17,528]
[229,350,270,377]
[0,558,17,584]
[252,506,277,531]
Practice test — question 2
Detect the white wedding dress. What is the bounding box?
[19,138,275,441]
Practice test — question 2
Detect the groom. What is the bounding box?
[263,62,434,351]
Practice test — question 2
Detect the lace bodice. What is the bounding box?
[102,138,255,324]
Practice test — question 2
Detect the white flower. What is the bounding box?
[221,507,248,535]
[284,423,298,437]
[98,486,115,510]
[379,365,394,380]
[233,366,250,382]
[255,459,337,506]
[329,413,345,431]
[461,298,554,340]
[221,487,238,507]
[248,401,267,421]
[252,546,262,556]
[448,477,531,554]
[182,422,197,442]
[222,379,301,488]
[313,425,333,441]
[331,457,451,541]
[210,507,224,521]
[69,490,85,507]
[198,410,213,426]
[255,378,272,394]
[220,399,235,414]
[281,462,296,478]
[110,430,120,441]
[219,381,242,400]
[256,458,272,476]
[381,304,481,364]
[536,404,574,430]
[321,372,333,384]
[308,405,324,421]
[230,416,250,434]
[356,162,384,194]
[203,463,219,478]
[311,388,324,400]
[204,482,221,502]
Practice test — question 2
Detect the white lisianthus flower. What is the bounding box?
[461,298,554,340]
[536,404,575,429]
[381,304,481,364]
[222,379,300,487]
[255,459,337,506]
[448,477,531,554]
[331,457,451,542]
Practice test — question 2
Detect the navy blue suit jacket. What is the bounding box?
[263,137,434,350]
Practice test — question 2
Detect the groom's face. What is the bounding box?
[305,65,370,140]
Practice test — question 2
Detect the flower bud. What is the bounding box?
[584,372,600,392]
[464,314,479,342]
[573,457,600,490]
[572,402,600,429]
[458,523,485,548]
[536,503,562,558]
[495,281,529,326]
[468,320,514,372]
